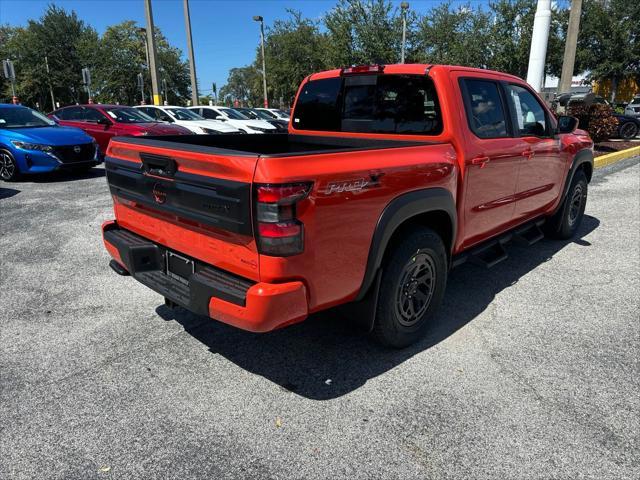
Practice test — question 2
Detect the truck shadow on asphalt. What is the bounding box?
[157,215,600,401]
[24,167,105,183]
[0,187,20,199]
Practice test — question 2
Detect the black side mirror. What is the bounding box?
[557,115,578,134]
[97,117,111,126]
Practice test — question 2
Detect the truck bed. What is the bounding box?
[112,133,431,157]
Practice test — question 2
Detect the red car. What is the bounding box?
[102,64,593,348]
[49,104,191,155]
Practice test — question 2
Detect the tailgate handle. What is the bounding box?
[140,153,177,179]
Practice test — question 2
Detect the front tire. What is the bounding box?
[372,227,448,348]
[545,170,588,239]
[619,121,639,140]
[0,149,20,182]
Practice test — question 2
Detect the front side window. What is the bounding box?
[201,109,218,120]
[506,84,548,137]
[167,108,203,121]
[461,79,508,139]
[219,108,249,120]
[292,74,442,135]
[0,107,56,128]
[143,108,172,122]
[106,108,154,123]
[81,107,108,123]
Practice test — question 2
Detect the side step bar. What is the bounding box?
[513,222,544,246]
[452,219,545,269]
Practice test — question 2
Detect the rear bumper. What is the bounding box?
[102,220,308,332]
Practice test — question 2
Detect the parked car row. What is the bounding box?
[0,101,292,181]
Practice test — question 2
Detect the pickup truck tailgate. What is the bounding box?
[105,137,260,281]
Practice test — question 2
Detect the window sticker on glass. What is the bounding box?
[511,90,524,130]
[107,111,117,119]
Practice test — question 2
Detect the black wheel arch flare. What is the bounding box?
[355,187,457,301]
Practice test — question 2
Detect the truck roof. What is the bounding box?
[307,63,525,83]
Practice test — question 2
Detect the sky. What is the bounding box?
[0,0,491,94]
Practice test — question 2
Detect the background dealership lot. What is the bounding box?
[0,157,638,479]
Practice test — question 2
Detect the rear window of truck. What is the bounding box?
[292,74,442,135]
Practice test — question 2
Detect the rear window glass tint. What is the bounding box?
[293,75,442,135]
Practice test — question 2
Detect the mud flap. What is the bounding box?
[336,269,383,333]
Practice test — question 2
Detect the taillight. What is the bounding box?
[254,182,312,256]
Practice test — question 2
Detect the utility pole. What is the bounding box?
[144,0,162,105]
[44,56,56,111]
[559,0,583,94]
[183,0,199,106]
[253,15,268,108]
[400,2,409,64]
[526,0,551,92]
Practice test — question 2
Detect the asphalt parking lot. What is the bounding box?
[1,158,639,480]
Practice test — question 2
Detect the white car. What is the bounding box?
[256,108,290,121]
[189,106,276,134]
[134,105,241,134]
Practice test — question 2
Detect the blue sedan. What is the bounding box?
[0,103,101,181]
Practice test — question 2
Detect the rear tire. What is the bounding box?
[545,170,588,239]
[0,149,20,182]
[372,227,448,348]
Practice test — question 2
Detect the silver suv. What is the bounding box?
[624,95,640,118]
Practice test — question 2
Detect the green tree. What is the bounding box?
[324,0,408,66]
[0,5,100,109]
[576,0,640,103]
[415,2,492,67]
[219,66,261,106]
[261,10,328,107]
[95,21,190,105]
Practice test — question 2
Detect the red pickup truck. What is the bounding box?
[102,64,593,347]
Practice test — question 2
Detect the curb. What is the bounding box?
[594,145,640,169]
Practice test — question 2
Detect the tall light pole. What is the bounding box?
[253,15,268,108]
[184,0,199,106]
[44,55,55,110]
[559,0,583,94]
[400,2,409,64]
[526,0,552,92]
[143,0,162,105]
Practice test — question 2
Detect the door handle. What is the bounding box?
[522,149,534,159]
[471,156,490,168]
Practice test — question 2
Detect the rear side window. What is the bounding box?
[293,74,442,135]
[55,106,83,120]
[461,79,508,139]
